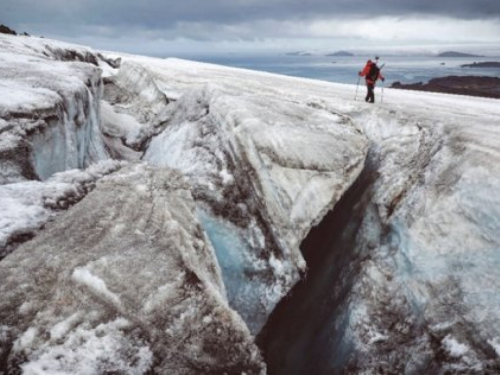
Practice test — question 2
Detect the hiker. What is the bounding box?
[359,56,385,103]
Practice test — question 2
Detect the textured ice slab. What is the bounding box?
[0,34,110,184]
[100,60,174,151]
[0,160,126,258]
[99,100,143,160]
[0,164,265,374]
[137,71,368,333]
[350,103,500,373]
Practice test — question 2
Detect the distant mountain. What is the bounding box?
[325,51,354,57]
[437,51,484,58]
[285,51,312,57]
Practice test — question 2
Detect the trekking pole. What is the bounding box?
[381,80,385,103]
[354,76,360,101]
[379,62,386,103]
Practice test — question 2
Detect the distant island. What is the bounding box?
[461,61,500,68]
[285,51,312,57]
[325,51,354,57]
[391,76,500,99]
[437,51,484,58]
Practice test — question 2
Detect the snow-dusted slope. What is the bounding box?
[0,34,366,371]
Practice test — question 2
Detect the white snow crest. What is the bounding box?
[488,338,500,357]
[0,182,49,250]
[50,312,84,341]
[72,267,121,307]
[442,335,470,357]
[20,319,153,375]
[13,327,38,353]
[219,168,234,185]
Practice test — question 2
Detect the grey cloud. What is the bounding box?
[3,0,500,37]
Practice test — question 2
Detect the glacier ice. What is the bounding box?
[198,208,275,334]
[0,160,126,258]
[2,32,500,374]
[0,35,109,184]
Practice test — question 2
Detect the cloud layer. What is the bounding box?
[3,0,500,53]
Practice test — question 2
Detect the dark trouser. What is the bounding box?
[365,82,375,103]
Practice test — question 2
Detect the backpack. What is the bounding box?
[368,63,380,82]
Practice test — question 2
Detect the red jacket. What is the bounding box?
[359,60,384,84]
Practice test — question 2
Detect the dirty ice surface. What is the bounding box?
[0,164,265,374]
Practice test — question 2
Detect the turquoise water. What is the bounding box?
[183,54,500,86]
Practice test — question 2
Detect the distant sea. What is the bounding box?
[183,54,500,86]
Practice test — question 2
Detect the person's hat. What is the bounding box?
[375,56,380,60]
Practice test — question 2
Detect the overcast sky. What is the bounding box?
[3,0,500,56]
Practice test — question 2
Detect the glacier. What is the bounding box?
[1,32,500,374]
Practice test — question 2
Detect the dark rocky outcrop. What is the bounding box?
[0,24,16,35]
[461,61,500,68]
[391,76,500,99]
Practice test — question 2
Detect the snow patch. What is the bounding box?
[442,335,470,357]
[72,267,121,306]
[219,169,234,185]
[367,332,389,345]
[13,327,38,353]
[21,319,153,375]
[50,312,84,341]
[488,338,500,357]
